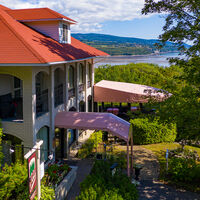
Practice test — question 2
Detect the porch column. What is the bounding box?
[131,136,133,176]
[49,66,55,154]
[75,62,79,143]
[64,64,69,111]
[85,60,88,112]
[91,59,95,112]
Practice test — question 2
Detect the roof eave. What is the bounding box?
[0,55,109,67]
[19,18,76,24]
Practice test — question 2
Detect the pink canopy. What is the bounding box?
[55,111,134,176]
[94,80,170,103]
[55,111,131,142]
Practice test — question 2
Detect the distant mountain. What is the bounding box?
[72,33,187,56]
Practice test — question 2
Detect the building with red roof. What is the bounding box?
[0,4,108,166]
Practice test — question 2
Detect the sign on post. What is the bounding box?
[28,152,37,200]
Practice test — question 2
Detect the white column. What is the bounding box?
[49,67,55,155]
[75,62,79,143]
[85,60,88,112]
[91,59,95,112]
[76,62,79,111]
[64,64,69,111]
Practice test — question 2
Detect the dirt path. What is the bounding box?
[131,146,200,200]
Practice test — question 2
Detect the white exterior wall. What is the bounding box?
[24,21,60,42]
[0,66,34,148]
[0,74,13,95]
[0,58,94,153]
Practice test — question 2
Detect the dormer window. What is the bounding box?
[63,24,68,43]
[59,22,71,44]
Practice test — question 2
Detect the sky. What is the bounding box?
[1,0,166,39]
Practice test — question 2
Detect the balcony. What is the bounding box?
[87,81,91,88]
[68,88,75,99]
[36,89,49,117]
[55,84,64,107]
[78,83,85,93]
[0,93,23,121]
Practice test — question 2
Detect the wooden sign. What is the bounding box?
[28,152,37,200]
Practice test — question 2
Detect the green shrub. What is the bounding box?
[76,160,138,200]
[78,131,103,158]
[0,162,28,200]
[168,157,200,184]
[130,117,177,144]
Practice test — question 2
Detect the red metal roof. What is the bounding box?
[6,8,76,23]
[0,6,108,64]
[0,5,11,11]
[94,80,171,103]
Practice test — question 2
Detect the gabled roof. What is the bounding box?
[0,7,108,64]
[6,8,76,23]
[0,5,11,11]
[94,80,170,103]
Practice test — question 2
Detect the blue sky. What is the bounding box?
[1,0,166,39]
[99,15,165,39]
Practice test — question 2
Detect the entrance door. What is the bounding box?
[55,128,65,161]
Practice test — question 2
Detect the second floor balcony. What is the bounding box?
[54,84,64,107]
[36,89,49,117]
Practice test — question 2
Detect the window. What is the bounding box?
[14,77,22,98]
[79,64,84,84]
[68,66,74,89]
[63,24,68,42]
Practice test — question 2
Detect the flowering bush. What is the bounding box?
[42,163,70,187]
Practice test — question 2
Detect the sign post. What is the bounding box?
[25,140,43,200]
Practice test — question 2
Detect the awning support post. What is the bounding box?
[127,141,130,177]
[131,135,133,176]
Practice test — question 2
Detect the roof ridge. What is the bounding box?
[46,7,76,22]
[0,9,47,63]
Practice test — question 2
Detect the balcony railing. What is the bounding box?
[68,88,75,99]
[79,83,85,93]
[0,93,23,120]
[87,81,91,88]
[36,89,48,117]
[54,84,63,107]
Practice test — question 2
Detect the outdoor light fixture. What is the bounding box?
[48,152,53,160]
[9,148,15,154]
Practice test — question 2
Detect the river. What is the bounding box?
[94,52,182,67]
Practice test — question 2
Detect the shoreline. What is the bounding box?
[99,51,179,59]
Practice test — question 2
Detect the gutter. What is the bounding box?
[0,56,110,67]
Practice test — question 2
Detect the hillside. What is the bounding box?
[72,33,182,55]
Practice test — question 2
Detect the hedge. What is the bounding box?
[76,160,138,200]
[130,117,177,145]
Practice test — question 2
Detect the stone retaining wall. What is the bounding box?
[55,166,78,200]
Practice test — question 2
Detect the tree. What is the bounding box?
[142,0,200,57]
[142,0,200,140]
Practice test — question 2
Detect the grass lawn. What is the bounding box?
[142,142,200,192]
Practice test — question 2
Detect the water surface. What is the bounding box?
[94,52,182,67]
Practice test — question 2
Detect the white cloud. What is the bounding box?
[1,0,147,33]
